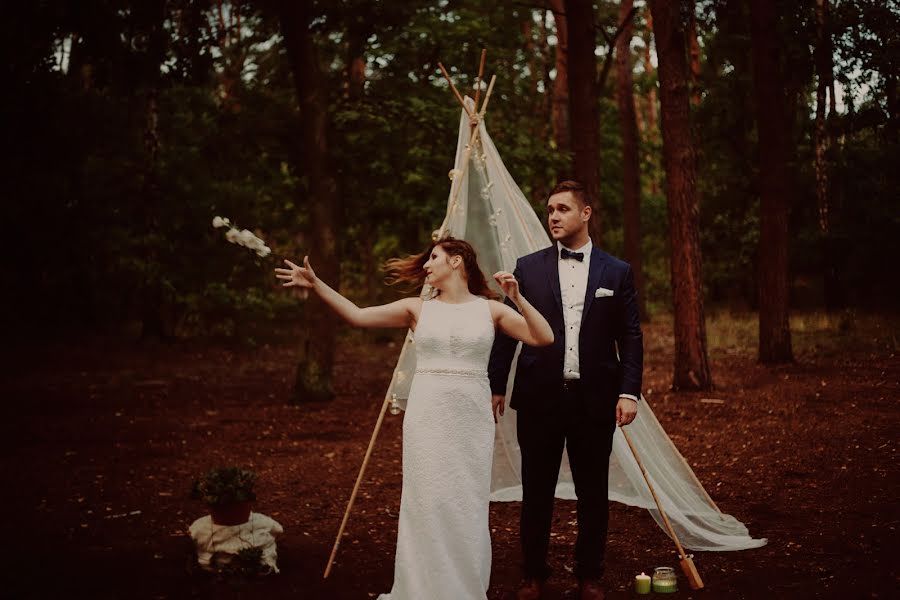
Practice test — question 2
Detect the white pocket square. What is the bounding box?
[595,287,614,298]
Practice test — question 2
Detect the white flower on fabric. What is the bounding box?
[448,169,463,181]
[212,216,231,229]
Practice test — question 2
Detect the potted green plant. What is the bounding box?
[191,466,257,526]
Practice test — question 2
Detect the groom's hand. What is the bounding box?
[616,397,638,426]
[491,394,506,423]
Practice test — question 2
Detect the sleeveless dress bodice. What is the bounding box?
[413,297,495,376]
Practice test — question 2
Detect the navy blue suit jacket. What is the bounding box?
[488,245,643,416]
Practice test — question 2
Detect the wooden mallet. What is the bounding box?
[621,427,705,590]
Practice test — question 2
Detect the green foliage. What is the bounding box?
[191,467,257,506]
[219,547,268,578]
[4,0,898,341]
[693,0,900,308]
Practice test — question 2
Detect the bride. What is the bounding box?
[275,237,553,599]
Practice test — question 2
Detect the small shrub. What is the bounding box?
[191,467,257,507]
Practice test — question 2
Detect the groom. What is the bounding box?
[489,180,643,600]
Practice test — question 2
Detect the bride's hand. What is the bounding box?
[494,271,520,303]
[275,256,317,288]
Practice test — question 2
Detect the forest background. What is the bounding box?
[3,2,899,598]
[4,0,898,394]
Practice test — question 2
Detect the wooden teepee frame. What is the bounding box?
[323,50,497,579]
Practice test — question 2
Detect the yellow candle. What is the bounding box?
[635,572,651,594]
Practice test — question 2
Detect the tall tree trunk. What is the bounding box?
[565,0,602,245]
[174,0,211,85]
[887,74,898,138]
[140,88,166,339]
[642,14,659,135]
[523,19,539,95]
[688,4,702,107]
[642,13,660,197]
[346,17,367,100]
[749,0,793,363]
[716,0,754,151]
[648,0,712,390]
[549,0,571,164]
[814,0,842,310]
[526,13,554,206]
[345,17,371,295]
[214,0,246,112]
[280,1,342,402]
[138,0,170,340]
[615,0,647,321]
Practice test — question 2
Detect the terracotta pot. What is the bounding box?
[210,501,252,526]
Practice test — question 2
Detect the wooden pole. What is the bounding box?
[474,48,487,109]
[323,383,397,578]
[479,74,497,118]
[438,62,475,118]
[437,65,497,238]
[621,427,705,590]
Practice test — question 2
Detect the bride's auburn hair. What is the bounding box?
[384,237,499,300]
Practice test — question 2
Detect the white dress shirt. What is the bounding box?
[558,240,591,380]
[558,240,638,402]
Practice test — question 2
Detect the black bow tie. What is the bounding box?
[560,248,584,262]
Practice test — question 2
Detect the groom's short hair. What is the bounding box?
[550,180,589,208]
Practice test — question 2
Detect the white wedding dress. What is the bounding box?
[379,297,495,600]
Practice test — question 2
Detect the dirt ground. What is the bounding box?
[2,318,898,599]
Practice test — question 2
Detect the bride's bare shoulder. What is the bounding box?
[487,299,511,320]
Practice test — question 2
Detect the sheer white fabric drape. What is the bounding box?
[384,99,766,552]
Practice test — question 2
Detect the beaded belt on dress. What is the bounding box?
[415,367,487,378]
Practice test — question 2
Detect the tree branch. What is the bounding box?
[596,6,638,93]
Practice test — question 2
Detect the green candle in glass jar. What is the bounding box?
[652,567,678,593]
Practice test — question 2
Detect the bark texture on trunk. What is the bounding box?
[138,0,170,340]
[648,0,712,390]
[814,0,842,310]
[642,13,660,196]
[615,0,647,321]
[524,14,554,206]
[550,0,571,162]
[688,4,702,107]
[749,0,793,363]
[565,0,602,245]
[280,1,342,402]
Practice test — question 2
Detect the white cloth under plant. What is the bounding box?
[188,512,283,573]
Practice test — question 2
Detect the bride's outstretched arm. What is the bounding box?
[490,271,554,347]
[275,257,420,329]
